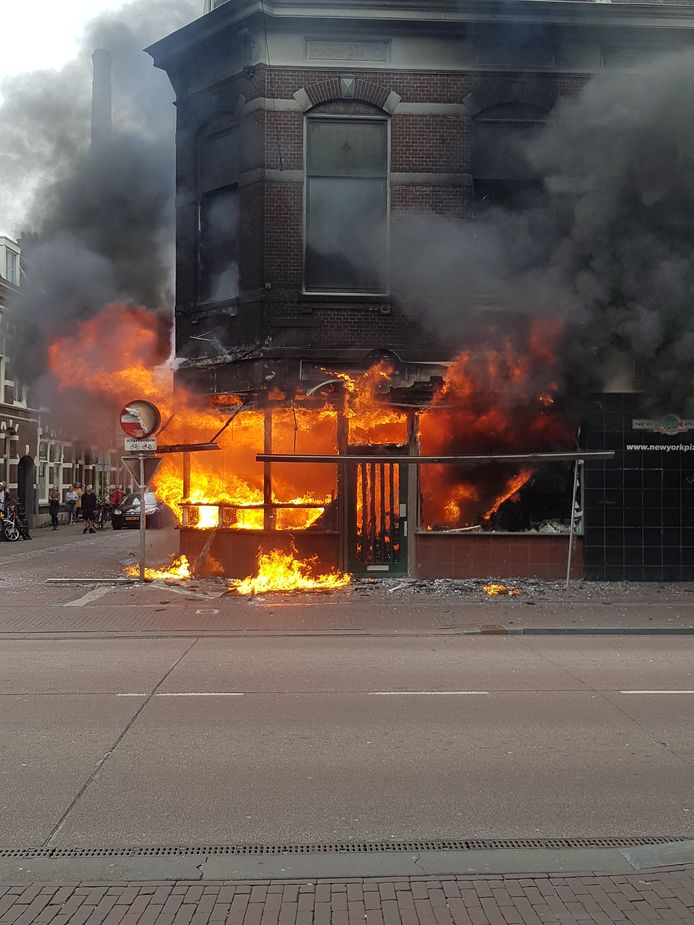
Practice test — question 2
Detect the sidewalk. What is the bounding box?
[0,525,693,636]
[2,867,693,924]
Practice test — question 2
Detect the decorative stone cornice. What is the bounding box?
[148,0,694,70]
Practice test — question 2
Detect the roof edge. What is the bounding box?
[146,0,694,69]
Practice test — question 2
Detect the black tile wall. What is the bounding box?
[583,395,694,581]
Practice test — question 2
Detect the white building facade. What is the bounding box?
[0,238,128,525]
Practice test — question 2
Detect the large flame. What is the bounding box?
[48,303,335,529]
[48,303,571,539]
[234,548,351,596]
[418,319,572,529]
[48,304,173,409]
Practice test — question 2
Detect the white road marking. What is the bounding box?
[117,692,244,698]
[116,691,491,699]
[116,691,243,699]
[368,691,489,696]
[620,690,694,695]
[64,587,112,607]
[155,692,244,697]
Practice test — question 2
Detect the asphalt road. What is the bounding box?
[2,632,693,848]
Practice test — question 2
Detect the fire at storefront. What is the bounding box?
[105,0,694,585]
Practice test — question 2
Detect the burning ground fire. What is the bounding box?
[232,549,351,596]
[482,582,521,597]
[124,555,192,581]
[49,302,572,589]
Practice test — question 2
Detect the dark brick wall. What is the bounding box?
[583,394,694,581]
[171,63,589,374]
[391,115,467,173]
[416,533,582,580]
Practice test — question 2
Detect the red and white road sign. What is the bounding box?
[120,400,162,439]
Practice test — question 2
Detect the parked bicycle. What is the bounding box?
[96,498,113,530]
[0,505,32,542]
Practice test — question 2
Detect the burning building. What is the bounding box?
[144,0,694,582]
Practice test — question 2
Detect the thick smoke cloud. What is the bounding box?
[392,48,694,410]
[0,0,197,382]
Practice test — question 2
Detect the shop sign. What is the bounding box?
[632,415,694,436]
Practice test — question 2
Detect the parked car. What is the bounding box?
[111,492,175,530]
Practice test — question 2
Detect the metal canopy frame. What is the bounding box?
[257,451,614,465]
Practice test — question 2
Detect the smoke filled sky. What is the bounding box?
[2,2,128,97]
[0,0,197,399]
[0,0,197,237]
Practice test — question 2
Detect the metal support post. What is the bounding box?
[336,392,349,571]
[263,407,275,531]
[139,454,146,582]
[182,452,191,500]
[407,412,419,578]
[565,459,581,590]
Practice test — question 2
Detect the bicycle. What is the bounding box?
[0,505,32,542]
[96,499,113,530]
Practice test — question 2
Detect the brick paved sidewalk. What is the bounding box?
[2,868,694,925]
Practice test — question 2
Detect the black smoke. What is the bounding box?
[0,0,197,382]
[392,48,694,411]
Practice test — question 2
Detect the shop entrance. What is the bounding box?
[346,446,408,575]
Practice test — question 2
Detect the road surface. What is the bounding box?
[1,632,693,847]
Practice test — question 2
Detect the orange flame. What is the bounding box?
[482,582,521,597]
[47,303,335,529]
[48,304,572,541]
[482,468,533,521]
[233,548,351,596]
[419,320,572,529]
[48,303,172,410]
[124,555,191,581]
[332,362,408,445]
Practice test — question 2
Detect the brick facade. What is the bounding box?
[167,62,588,390]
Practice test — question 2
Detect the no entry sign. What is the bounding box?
[120,400,162,439]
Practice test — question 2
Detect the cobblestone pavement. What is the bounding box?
[2,869,694,925]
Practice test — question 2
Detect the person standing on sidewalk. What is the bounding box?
[81,485,97,534]
[75,483,84,521]
[65,486,78,524]
[48,485,61,530]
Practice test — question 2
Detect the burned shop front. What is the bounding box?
[167,352,594,582]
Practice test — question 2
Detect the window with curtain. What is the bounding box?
[198,127,239,302]
[474,102,547,211]
[305,118,388,293]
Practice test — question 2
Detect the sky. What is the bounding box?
[0,0,198,238]
[0,0,129,236]
[1,0,129,90]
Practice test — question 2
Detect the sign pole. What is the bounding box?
[139,454,146,582]
[565,458,581,590]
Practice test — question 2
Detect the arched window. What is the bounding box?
[305,114,389,294]
[197,123,239,303]
[473,102,547,211]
